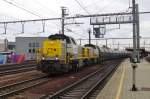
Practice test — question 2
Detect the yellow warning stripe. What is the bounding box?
[115,62,126,99]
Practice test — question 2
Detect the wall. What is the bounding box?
[16,37,47,60]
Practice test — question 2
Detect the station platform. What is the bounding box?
[96,58,150,99]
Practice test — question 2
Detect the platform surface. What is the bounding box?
[96,58,150,99]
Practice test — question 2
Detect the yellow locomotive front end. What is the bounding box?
[37,38,68,73]
[37,34,83,74]
[42,39,66,62]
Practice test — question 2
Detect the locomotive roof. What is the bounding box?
[84,44,97,49]
[48,34,70,43]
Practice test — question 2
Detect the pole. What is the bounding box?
[96,39,98,45]
[106,39,108,48]
[132,0,137,63]
[118,42,119,50]
[79,39,82,45]
[88,29,91,44]
[131,0,138,91]
[21,22,25,33]
[143,41,145,48]
[132,63,138,91]
[61,7,65,35]
[4,23,7,34]
[4,39,8,51]
[136,4,140,63]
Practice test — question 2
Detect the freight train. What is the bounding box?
[36,34,130,74]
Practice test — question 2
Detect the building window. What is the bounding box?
[29,42,40,48]
[33,42,36,47]
[32,49,35,53]
[29,43,32,47]
[36,42,39,47]
[29,49,32,53]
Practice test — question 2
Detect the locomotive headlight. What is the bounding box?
[55,57,59,60]
[42,57,45,60]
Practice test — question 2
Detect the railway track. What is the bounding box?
[0,66,36,76]
[0,62,36,71]
[41,61,120,99]
[0,62,37,76]
[0,75,49,98]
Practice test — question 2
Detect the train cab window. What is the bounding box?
[66,38,71,44]
[71,38,77,45]
[62,38,71,44]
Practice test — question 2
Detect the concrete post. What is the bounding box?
[132,63,138,91]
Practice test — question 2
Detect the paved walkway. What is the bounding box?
[96,58,150,99]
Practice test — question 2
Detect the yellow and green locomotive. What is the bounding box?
[36,34,130,74]
[36,34,100,74]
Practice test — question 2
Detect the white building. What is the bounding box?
[16,37,47,60]
[0,39,8,51]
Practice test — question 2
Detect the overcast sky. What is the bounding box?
[0,0,150,49]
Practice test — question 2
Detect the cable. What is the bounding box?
[84,0,106,14]
[31,0,61,28]
[74,0,90,14]
[65,24,89,39]
[66,29,88,39]
[32,0,58,16]
[3,0,62,33]
[2,0,42,18]
[10,0,52,18]
[84,0,105,8]
[95,0,115,14]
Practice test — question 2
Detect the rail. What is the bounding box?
[0,75,49,98]
[40,61,121,99]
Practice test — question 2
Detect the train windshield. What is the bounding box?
[71,38,77,45]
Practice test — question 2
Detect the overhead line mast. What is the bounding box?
[131,0,138,91]
[61,7,68,35]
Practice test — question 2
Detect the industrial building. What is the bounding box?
[0,39,8,51]
[16,37,47,60]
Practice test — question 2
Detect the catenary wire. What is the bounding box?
[74,0,90,14]
[2,0,42,18]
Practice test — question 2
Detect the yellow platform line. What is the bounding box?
[115,62,126,99]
